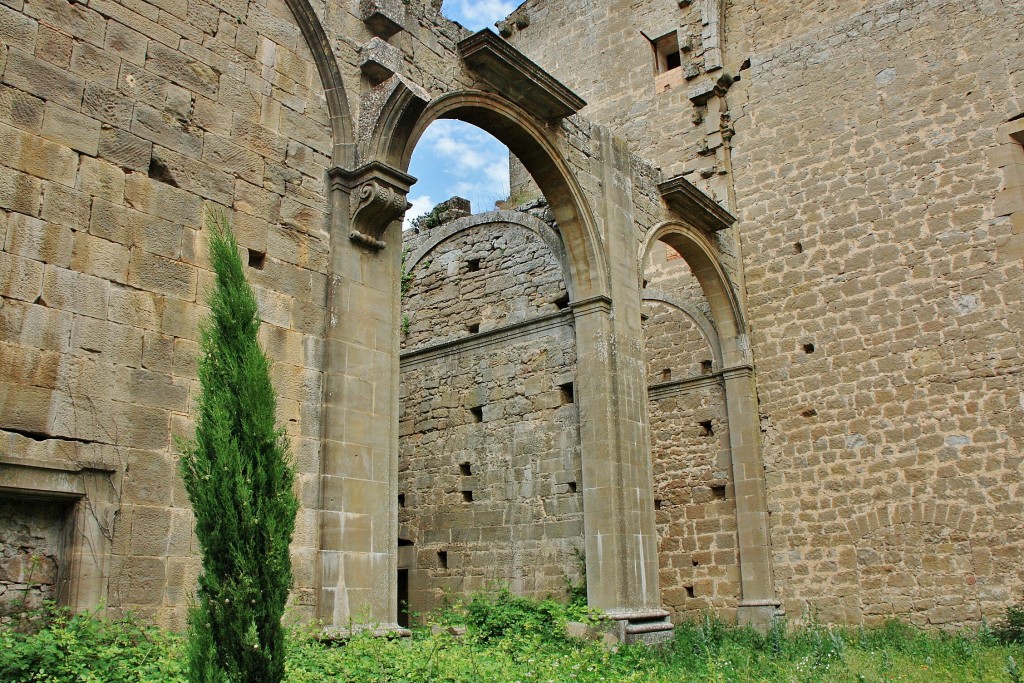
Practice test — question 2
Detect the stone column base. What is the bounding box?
[320,623,412,641]
[606,609,675,645]
[737,599,783,629]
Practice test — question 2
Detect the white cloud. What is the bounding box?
[413,120,510,212]
[404,194,434,230]
[444,0,518,29]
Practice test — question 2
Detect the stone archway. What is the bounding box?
[640,222,779,626]
[316,70,671,638]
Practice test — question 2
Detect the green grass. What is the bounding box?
[2,593,1022,683]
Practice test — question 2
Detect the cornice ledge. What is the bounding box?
[457,29,586,120]
[658,174,736,232]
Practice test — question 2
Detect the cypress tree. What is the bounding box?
[179,209,299,683]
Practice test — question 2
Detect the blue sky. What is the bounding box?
[404,1,520,227]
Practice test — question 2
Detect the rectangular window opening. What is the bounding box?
[248,249,266,270]
[559,382,575,405]
[461,490,473,502]
[459,462,472,476]
[437,550,448,569]
[711,485,726,500]
[685,585,695,599]
[653,32,682,75]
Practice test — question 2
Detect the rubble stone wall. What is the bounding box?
[399,214,582,615]
[0,498,68,625]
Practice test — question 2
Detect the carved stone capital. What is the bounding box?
[330,162,415,250]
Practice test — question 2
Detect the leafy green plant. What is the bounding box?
[178,208,299,683]
[994,603,1024,645]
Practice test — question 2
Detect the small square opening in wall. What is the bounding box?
[654,499,663,510]
[459,462,472,476]
[566,481,577,494]
[558,382,575,405]
[701,360,713,375]
[397,493,406,508]
[685,586,695,599]
[554,292,570,310]
[699,420,714,437]
[653,32,681,74]
[437,550,448,569]
[247,249,266,270]
[467,322,480,334]
[470,406,483,423]
[661,368,672,382]
[711,485,726,500]
[462,490,474,502]
[803,342,815,354]
[466,258,481,272]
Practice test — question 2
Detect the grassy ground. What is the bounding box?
[2,591,1022,682]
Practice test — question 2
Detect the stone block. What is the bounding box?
[144,40,218,97]
[359,0,405,39]
[40,181,91,229]
[0,120,78,186]
[123,172,203,228]
[42,265,108,318]
[359,37,402,84]
[78,156,126,204]
[107,283,163,329]
[148,145,233,204]
[131,103,203,158]
[104,19,148,65]
[70,315,143,366]
[90,199,184,258]
[98,127,152,173]
[0,5,38,51]
[0,163,42,215]
[0,84,44,134]
[24,0,105,44]
[41,103,101,156]
[2,48,84,109]
[0,251,43,301]
[201,133,264,184]
[5,213,72,266]
[82,83,134,130]
[0,380,53,433]
[127,248,197,300]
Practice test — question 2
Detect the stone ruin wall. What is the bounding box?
[0,498,69,626]
[506,0,1024,627]
[398,213,583,615]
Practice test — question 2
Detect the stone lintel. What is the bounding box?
[648,372,724,400]
[330,162,415,250]
[1002,117,1024,144]
[457,29,586,120]
[359,0,405,39]
[658,174,736,232]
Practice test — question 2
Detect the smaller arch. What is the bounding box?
[641,289,723,370]
[405,210,575,300]
[640,222,744,363]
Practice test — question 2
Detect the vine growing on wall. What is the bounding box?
[178,208,298,683]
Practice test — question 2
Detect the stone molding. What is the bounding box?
[658,174,736,232]
[330,162,415,250]
[458,29,586,120]
[400,310,575,369]
[569,295,612,316]
[647,371,724,401]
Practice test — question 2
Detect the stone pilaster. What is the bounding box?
[318,163,413,635]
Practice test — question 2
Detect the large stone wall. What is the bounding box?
[506,0,1024,627]
[399,212,582,616]
[0,0,340,628]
